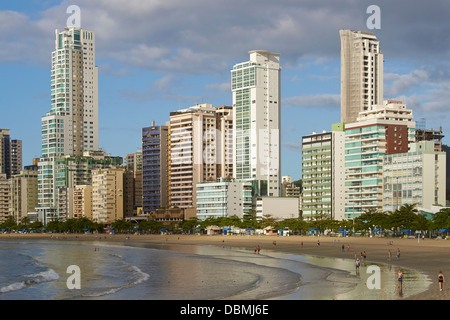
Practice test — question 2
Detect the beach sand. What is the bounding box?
[2,232,449,300]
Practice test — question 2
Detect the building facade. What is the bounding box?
[231,50,281,197]
[196,179,253,220]
[168,104,233,209]
[0,174,9,222]
[340,30,383,123]
[38,26,99,224]
[73,184,92,220]
[256,197,299,220]
[301,123,346,220]
[0,129,22,179]
[344,101,416,219]
[9,169,38,224]
[383,141,446,212]
[91,167,125,224]
[142,124,169,213]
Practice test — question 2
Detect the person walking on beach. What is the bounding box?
[388,249,392,260]
[317,240,320,246]
[363,251,367,265]
[438,271,445,291]
[396,248,401,259]
[342,244,345,252]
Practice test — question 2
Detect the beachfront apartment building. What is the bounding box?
[52,151,122,220]
[38,26,99,224]
[125,149,143,212]
[231,50,281,197]
[344,100,416,219]
[9,169,38,224]
[73,184,92,220]
[142,124,169,213]
[168,104,233,209]
[196,179,253,220]
[340,30,383,123]
[91,167,126,224]
[301,123,346,220]
[382,141,446,213]
[0,174,9,222]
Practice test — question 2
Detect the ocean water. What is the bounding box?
[0,239,431,300]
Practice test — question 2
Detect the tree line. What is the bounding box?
[1,204,449,236]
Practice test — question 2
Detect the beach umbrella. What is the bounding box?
[401,229,414,236]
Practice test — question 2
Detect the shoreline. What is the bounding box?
[2,233,449,300]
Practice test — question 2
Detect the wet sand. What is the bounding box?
[2,233,449,300]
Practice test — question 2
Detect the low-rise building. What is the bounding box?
[196,179,253,220]
[256,197,299,220]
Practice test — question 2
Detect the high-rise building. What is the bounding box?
[344,100,416,219]
[9,168,38,224]
[301,123,346,220]
[142,124,169,213]
[91,167,126,224]
[340,30,383,123]
[231,50,281,197]
[0,129,22,179]
[383,141,446,213]
[38,26,99,223]
[10,140,22,177]
[73,184,92,220]
[0,174,9,222]
[53,151,122,220]
[168,104,233,209]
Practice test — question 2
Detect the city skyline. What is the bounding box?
[1,1,450,181]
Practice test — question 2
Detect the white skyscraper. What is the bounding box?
[340,30,383,123]
[231,50,281,196]
[38,26,99,223]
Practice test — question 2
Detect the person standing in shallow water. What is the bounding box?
[397,269,403,292]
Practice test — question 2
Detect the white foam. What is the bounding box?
[0,268,60,294]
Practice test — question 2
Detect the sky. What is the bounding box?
[1,0,450,181]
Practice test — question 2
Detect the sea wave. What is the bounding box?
[82,265,150,298]
[0,269,60,294]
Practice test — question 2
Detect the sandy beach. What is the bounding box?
[1,232,449,300]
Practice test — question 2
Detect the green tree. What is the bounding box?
[178,217,199,232]
[0,216,17,230]
[111,219,134,233]
[388,204,418,234]
[432,208,450,230]
[138,220,164,233]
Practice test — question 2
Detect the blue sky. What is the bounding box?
[1,0,450,181]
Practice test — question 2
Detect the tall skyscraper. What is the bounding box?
[340,30,383,123]
[38,26,99,223]
[231,50,281,197]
